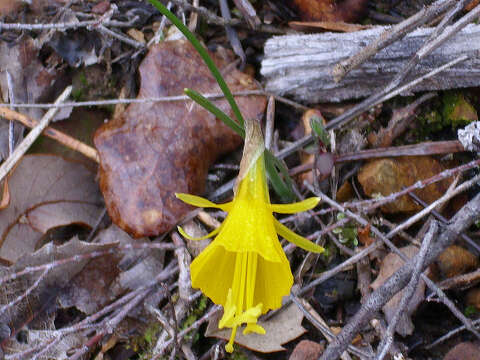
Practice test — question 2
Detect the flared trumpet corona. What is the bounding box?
[176,120,324,353]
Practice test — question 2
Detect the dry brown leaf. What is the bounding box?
[1,238,115,333]
[291,0,368,22]
[297,109,326,185]
[370,245,425,336]
[127,28,146,43]
[59,225,165,314]
[466,288,480,311]
[0,37,60,159]
[357,156,453,213]
[357,224,374,246]
[0,154,103,262]
[436,245,479,279]
[0,0,22,16]
[289,340,324,360]
[94,39,266,237]
[5,330,87,360]
[443,342,480,360]
[206,302,306,353]
[336,181,353,202]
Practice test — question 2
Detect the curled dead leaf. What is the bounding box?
[291,0,368,22]
[94,39,266,237]
[357,224,374,246]
[336,181,353,202]
[357,156,453,213]
[436,245,478,279]
[289,340,324,360]
[0,154,103,263]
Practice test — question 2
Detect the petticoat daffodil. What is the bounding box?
[176,120,324,353]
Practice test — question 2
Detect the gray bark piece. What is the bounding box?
[261,24,480,103]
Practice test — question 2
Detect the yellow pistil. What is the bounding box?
[176,120,324,353]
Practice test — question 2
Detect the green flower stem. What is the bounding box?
[186,89,293,201]
[148,0,245,128]
[185,89,245,138]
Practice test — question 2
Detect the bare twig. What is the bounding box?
[219,0,246,67]
[0,90,263,108]
[426,318,480,349]
[310,183,480,341]
[289,140,465,176]
[0,106,99,162]
[162,284,179,360]
[291,296,371,359]
[408,191,480,255]
[375,221,438,360]
[437,268,480,291]
[6,70,15,155]
[166,0,285,34]
[316,191,480,360]
[0,242,176,286]
[343,158,480,212]
[97,24,145,48]
[332,0,458,81]
[0,268,49,314]
[0,86,72,183]
[152,305,222,358]
[0,18,138,31]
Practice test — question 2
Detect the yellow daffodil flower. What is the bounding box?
[176,120,324,353]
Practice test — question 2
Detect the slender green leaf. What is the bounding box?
[310,115,330,147]
[265,150,295,202]
[148,0,244,128]
[185,89,245,138]
[149,0,295,201]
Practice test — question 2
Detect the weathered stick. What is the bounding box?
[261,24,480,103]
[0,86,72,183]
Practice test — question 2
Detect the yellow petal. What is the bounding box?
[219,289,236,329]
[270,197,320,214]
[175,193,231,211]
[234,303,262,325]
[190,243,235,305]
[213,199,283,263]
[253,254,293,312]
[244,323,266,335]
[274,219,325,254]
[177,225,220,241]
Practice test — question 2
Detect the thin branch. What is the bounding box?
[0,86,72,183]
[408,191,480,255]
[375,221,438,360]
[291,295,372,360]
[332,0,457,81]
[0,18,138,31]
[315,190,480,360]
[166,0,286,34]
[0,106,99,162]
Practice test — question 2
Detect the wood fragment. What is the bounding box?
[261,24,480,103]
